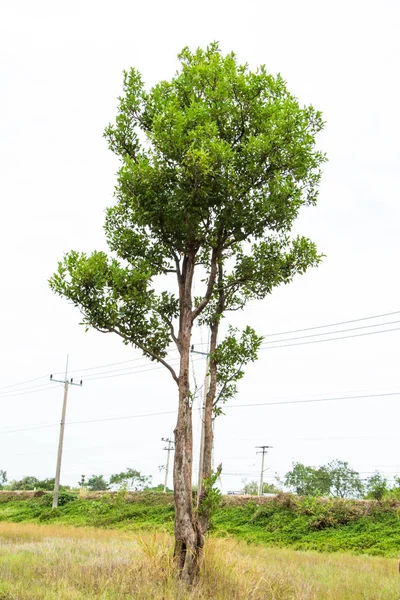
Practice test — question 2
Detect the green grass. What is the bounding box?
[0,492,399,558]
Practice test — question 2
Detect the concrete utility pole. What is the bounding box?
[192,346,210,507]
[50,356,82,509]
[256,445,272,496]
[161,437,174,493]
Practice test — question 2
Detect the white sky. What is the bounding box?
[1,0,400,492]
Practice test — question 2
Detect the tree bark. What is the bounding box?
[196,317,218,541]
[173,253,200,584]
[196,261,224,544]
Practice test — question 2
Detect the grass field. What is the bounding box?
[0,521,399,599]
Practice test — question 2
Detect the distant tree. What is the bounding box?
[79,475,86,488]
[36,478,55,491]
[326,460,363,499]
[285,460,363,498]
[10,476,40,491]
[365,472,388,500]
[242,480,280,495]
[262,482,281,494]
[284,463,331,497]
[109,468,151,491]
[0,470,7,489]
[242,480,258,495]
[87,475,109,491]
[148,483,173,492]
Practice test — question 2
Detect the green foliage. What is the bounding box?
[327,460,364,499]
[212,326,263,416]
[284,460,364,498]
[242,480,281,495]
[8,477,70,492]
[87,475,109,491]
[109,468,151,491]
[284,463,331,497]
[9,477,40,491]
[0,471,6,490]
[1,493,400,558]
[198,468,222,518]
[49,41,325,396]
[365,472,389,500]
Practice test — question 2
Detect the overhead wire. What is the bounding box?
[2,389,400,436]
[258,325,400,351]
[3,310,400,393]
[260,319,400,346]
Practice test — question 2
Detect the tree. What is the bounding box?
[0,470,7,489]
[109,468,151,491]
[365,472,388,500]
[285,460,364,498]
[49,43,325,583]
[284,463,331,497]
[10,476,40,490]
[242,480,280,495]
[326,460,363,498]
[87,475,109,491]
[242,480,258,495]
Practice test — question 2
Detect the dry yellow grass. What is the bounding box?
[0,522,398,599]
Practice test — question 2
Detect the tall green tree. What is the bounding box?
[50,43,325,582]
[0,470,7,489]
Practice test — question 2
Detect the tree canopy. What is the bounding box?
[285,461,364,498]
[49,42,325,381]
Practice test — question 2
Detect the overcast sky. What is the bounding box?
[1,0,399,492]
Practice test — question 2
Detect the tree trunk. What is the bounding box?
[195,318,218,541]
[173,254,201,584]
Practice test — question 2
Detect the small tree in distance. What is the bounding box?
[109,468,151,491]
[365,472,388,500]
[50,43,325,583]
[242,480,280,495]
[87,475,109,491]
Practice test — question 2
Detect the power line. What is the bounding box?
[0,375,49,392]
[2,390,400,437]
[83,358,182,381]
[259,325,400,351]
[0,409,178,435]
[0,384,59,400]
[260,319,400,346]
[228,391,400,409]
[260,310,400,338]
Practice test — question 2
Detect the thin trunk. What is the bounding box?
[196,260,224,540]
[196,318,218,539]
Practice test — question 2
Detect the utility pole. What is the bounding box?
[192,346,210,507]
[50,356,82,509]
[161,437,174,493]
[256,445,272,496]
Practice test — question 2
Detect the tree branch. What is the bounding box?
[191,248,219,322]
[90,322,179,385]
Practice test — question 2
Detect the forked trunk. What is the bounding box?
[173,252,220,584]
[173,255,201,584]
